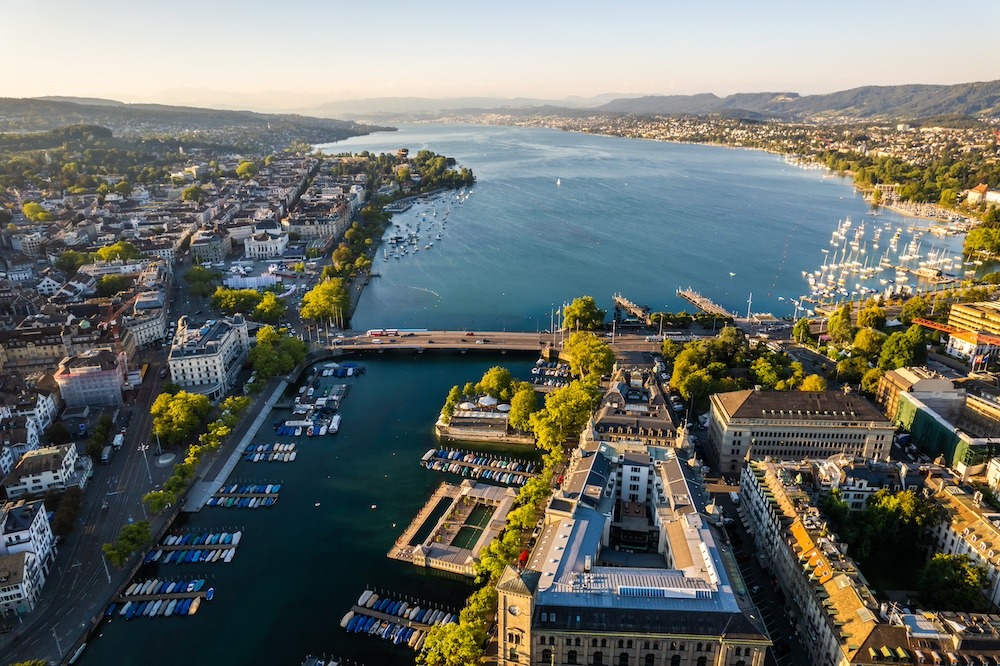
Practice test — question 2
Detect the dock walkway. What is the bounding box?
[613,292,653,326]
[388,484,453,562]
[186,378,288,512]
[348,604,434,632]
[114,589,209,604]
[676,288,737,318]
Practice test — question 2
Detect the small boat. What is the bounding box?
[206,587,215,601]
[306,425,314,437]
[188,597,202,615]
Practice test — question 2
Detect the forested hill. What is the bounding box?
[594,80,1000,120]
[0,97,391,150]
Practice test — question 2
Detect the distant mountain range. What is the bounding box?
[299,80,1000,122]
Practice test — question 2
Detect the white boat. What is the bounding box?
[290,451,297,461]
[556,178,561,186]
[319,424,328,436]
[294,427,302,437]
[341,611,355,628]
[358,590,373,607]
[232,531,243,545]
[164,599,177,617]
[224,548,236,563]
[329,414,342,434]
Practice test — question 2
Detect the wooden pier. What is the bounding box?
[421,449,539,485]
[211,491,280,500]
[348,604,435,632]
[114,589,210,604]
[676,288,736,318]
[613,292,653,326]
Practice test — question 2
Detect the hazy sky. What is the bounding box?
[5,0,999,108]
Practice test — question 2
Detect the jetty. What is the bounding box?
[113,588,210,604]
[613,292,653,326]
[676,288,737,318]
[343,588,460,651]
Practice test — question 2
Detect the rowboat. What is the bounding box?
[188,597,202,615]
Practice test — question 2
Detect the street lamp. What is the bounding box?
[138,443,152,485]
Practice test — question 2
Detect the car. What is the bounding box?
[371,339,382,344]
[750,585,761,595]
[723,517,735,525]
[465,331,475,336]
[475,339,485,344]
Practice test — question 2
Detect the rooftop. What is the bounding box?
[714,388,888,423]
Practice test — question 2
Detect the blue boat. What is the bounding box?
[206,587,215,601]
[193,579,205,592]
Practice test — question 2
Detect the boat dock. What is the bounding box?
[613,292,653,326]
[421,448,538,486]
[676,288,736,318]
[206,483,280,508]
[343,588,459,651]
[113,588,210,604]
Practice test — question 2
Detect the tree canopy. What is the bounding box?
[918,553,989,611]
[151,390,212,446]
[562,296,606,330]
[183,265,222,298]
[878,324,928,370]
[94,240,141,262]
[96,274,131,297]
[299,278,349,322]
[249,325,308,380]
[563,331,615,379]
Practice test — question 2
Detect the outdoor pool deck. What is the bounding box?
[388,480,517,577]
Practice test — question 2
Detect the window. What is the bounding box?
[567,650,578,664]
[627,641,634,649]
[670,657,680,666]
[593,639,599,648]
[602,639,608,648]
[619,640,625,648]
[540,636,547,645]
[697,658,707,666]
[594,652,604,665]
[619,652,629,666]
[643,642,650,650]
[542,649,551,664]
[735,647,741,656]
[549,637,555,645]
[575,638,581,647]
[644,655,655,666]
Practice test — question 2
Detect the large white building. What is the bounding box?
[706,389,894,474]
[2,444,88,499]
[0,499,56,616]
[53,349,126,408]
[167,315,249,401]
[498,443,770,666]
[243,229,289,259]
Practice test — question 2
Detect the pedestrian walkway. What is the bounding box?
[186,379,288,512]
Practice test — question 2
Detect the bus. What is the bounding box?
[366,329,400,337]
[140,363,149,380]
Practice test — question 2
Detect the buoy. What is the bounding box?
[371,504,377,510]
[315,503,321,507]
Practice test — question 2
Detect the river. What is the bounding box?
[80,123,967,665]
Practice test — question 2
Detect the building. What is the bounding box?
[243,228,289,259]
[0,499,56,616]
[0,372,62,433]
[497,444,770,666]
[892,389,1000,476]
[189,230,230,264]
[53,349,126,408]
[945,301,1000,362]
[0,415,40,463]
[706,389,894,474]
[167,314,249,401]
[585,369,678,449]
[2,444,89,499]
[738,461,1000,665]
[874,367,956,422]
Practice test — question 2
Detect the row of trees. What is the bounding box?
[665,327,827,408]
[439,367,540,429]
[85,413,116,458]
[150,390,212,447]
[299,278,349,323]
[184,265,223,297]
[102,521,151,568]
[53,241,144,275]
[210,286,286,324]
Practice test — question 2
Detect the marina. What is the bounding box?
[342,589,459,651]
[420,448,538,486]
[206,483,280,508]
[108,578,214,620]
[242,442,298,463]
[143,530,242,565]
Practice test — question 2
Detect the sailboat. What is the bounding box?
[556,178,561,187]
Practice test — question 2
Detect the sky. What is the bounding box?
[4,0,1000,110]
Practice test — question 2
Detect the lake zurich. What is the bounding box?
[80,124,963,666]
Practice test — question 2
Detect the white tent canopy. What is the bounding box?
[478,395,499,407]
[497,404,511,412]
[458,402,477,411]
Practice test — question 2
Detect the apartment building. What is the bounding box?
[53,349,126,408]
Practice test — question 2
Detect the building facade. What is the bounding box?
[706,390,894,474]
[498,444,770,666]
[2,444,88,499]
[53,349,126,408]
[0,499,56,616]
[167,314,249,401]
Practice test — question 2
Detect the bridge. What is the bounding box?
[329,330,664,356]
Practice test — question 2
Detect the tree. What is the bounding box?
[899,295,929,325]
[852,327,887,359]
[211,286,263,314]
[300,278,349,323]
[253,291,286,324]
[236,161,258,179]
[793,317,814,343]
[562,296,606,331]
[96,274,131,297]
[55,250,90,274]
[857,369,884,397]
[828,304,855,343]
[440,385,462,425]
[563,331,615,378]
[45,421,72,444]
[508,384,539,431]
[184,265,222,297]
[476,366,515,401]
[417,614,485,666]
[799,374,827,391]
[857,305,886,330]
[878,324,928,370]
[22,202,55,222]
[661,338,681,362]
[151,391,212,446]
[250,326,308,380]
[93,241,141,262]
[919,553,989,611]
[181,185,205,203]
[835,356,870,383]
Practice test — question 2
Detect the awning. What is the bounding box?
[478,396,499,407]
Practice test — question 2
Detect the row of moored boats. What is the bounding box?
[207,484,280,508]
[421,448,536,486]
[342,590,458,651]
[244,443,297,463]
[109,578,214,619]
